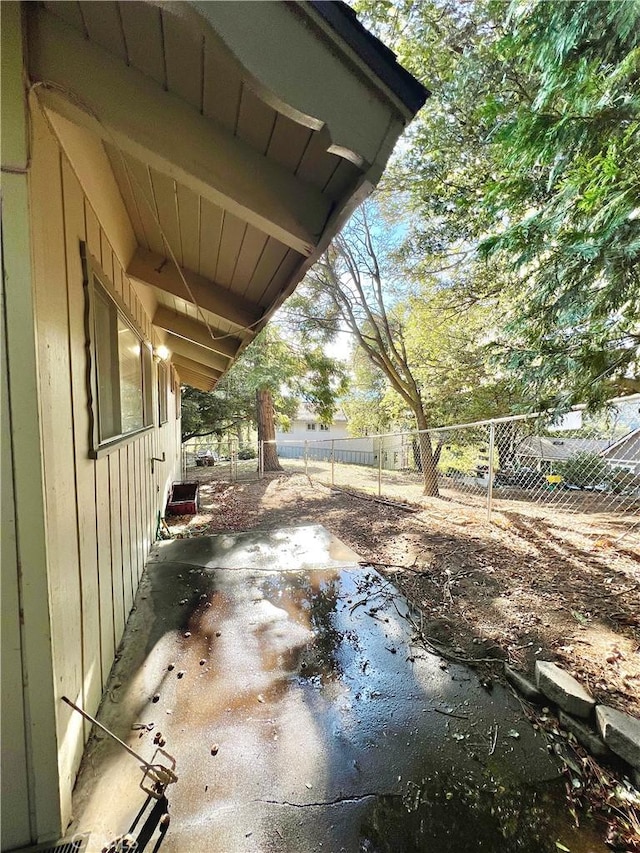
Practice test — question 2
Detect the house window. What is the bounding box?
[86,254,153,453]
[319,424,329,432]
[158,361,168,425]
[306,423,316,431]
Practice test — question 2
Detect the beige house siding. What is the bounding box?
[27,104,182,829]
[1,213,32,849]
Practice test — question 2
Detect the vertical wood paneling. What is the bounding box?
[101,234,119,298]
[296,127,341,190]
[258,249,300,306]
[231,225,268,294]
[150,170,182,266]
[119,2,165,88]
[127,442,139,591]
[104,143,148,250]
[147,432,155,550]
[119,448,133,616]
[61,161,103,739]
[136,441,145,582]
[164,12,203,110]
[108,454,125,643]
[198,199,223,282]
[30,113,84,803]
[95,457,113,687]
[85,204,101,263]
[27,106,184,823]
[244,238,288,304]
[202,44,242,132]
[130,441,141,583]
[267,114,312,174]
[141,434,150,565]
[1,191,32,851]
[121,154,165,256]
[3,10,62,840]
[176,186,200,273]
[43,1,86,33]
[78,202,105,739]
[216,213,246,288]
[79,2,128,63]
[236,87,276,154]
[142,434,149,555]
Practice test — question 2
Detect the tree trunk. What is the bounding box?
[256,387,282,472]
[414,410,439,497]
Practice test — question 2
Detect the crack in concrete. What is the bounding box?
[255,794,380,809]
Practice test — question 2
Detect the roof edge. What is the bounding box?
[308,1,429,116]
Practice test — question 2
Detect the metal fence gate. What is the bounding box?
[181,435,261,483]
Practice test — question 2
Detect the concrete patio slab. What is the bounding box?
[69,525,604,852]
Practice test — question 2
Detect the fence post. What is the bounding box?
[259,441,264,479]
[378,438,382,497]
[487,421,496,522]
[304,440,308,478]
[331,439,335,486]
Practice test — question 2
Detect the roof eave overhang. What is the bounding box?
[26,1,427,391]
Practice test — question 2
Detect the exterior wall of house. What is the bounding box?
[607,451,640,472]
[276,419,380,465]
[275,418,424,469]
[1,211,32,849]
[277,417,350,444]
[1,58,181,845]
[28,104,182,831]
[2,6,62,845]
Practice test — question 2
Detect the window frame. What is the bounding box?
[158,359,168,425]
[83,246,154,457]
[175,370,182,420]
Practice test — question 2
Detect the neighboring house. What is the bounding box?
[602,428,640,474]
[275,409,418,469]
[276,406,379,464]
[277,404,350,441]
[515,437,613,472]
[1,3,425,848]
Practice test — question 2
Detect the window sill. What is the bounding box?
[90,424,155,459]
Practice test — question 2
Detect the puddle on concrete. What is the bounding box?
[359,773,602,852]
[71,527,608,852]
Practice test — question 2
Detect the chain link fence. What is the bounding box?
[270,407,640,540]
[182,435,261,483]
[178,402,640,544]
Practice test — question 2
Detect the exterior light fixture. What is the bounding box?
[154,344,170,362]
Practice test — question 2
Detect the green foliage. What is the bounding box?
[237,446,257,460]
[218,323,348,428]
[181,323,348,441]
[354,0,640,411]
[480,0,640,409]
[180,387,247,442]
[556,451,610,488]
[438,443,483,476]
[293,201,521,443]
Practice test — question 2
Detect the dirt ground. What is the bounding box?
[166,469,640,720]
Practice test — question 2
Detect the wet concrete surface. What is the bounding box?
[70,525,606,852]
